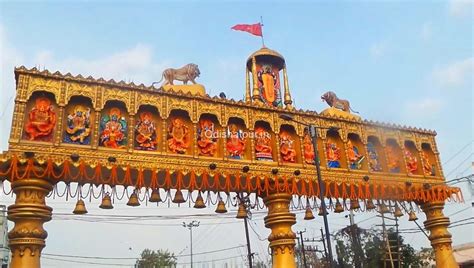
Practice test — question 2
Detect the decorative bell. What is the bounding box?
[127,191,140,207]
[304,206,315,220]
[318,206,328,216]
[393,205,403,218]
[215,200,228,213]
[236,203,247,219]
[366,199,376,210]
[99,194,113,209]
[408,210,418,221]
[73,199,88,215]
[350,199,360,210]
[172,189,186,204]
[148,189,162,203]
[194,192,206,209]
[334,200,344,213]
[379,203,390,214]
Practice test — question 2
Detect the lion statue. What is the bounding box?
[152,63,200,87]
[321,91,358,113]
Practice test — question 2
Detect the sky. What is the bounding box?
[0,0,473,267]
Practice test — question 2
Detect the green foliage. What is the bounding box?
[136,249,177,268]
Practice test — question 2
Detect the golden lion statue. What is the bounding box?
[321,91,358,113]
[152,63,200,87]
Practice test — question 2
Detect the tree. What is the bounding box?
[136,249,177,268]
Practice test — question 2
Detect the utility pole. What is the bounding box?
[239,193,253,268]
[297,230,308,268]
[183,221,200,268]
[347,211,362,268]
[320,228,328,265]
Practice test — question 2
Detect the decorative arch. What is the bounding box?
[421,143,438,176]
[385,138,405,173]
[347,133,367,170]
[134,105,161,151]
[63,96,94,145]
[254,120,275,161]
[99,100,129,149]
[197,113,222,158]
[404,140,422,175]
[325,129,347,169]
[167,109,193,155]
[279,124,301,164]
[367,136,386,172]
[22,91,58,142]
[226,117,249,160]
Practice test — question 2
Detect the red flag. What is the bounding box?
[231,23,262,37]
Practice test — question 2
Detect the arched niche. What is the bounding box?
[197,113,222,158]
[279,124,301,164]
[22,91,58,142]
[347,133,367,170]
[134,105,161,151]
[167,109,193,155]
[226,117,250,160]
[99,100,129,149]
[421,143,437,176]
[385,139,405,173]
[367,136,385,172]
[254,120,275,161]
[404,141,422,175]
[325,129,347,169]
[301,127,323,166]
[63,96,94,145]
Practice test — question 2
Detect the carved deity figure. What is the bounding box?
[326,139,341,168]
[168,118,190,154]
[135,111,157,151]
[347,140,365,170]
[99,108,127,148]
[24,97,56,141]
[197,119,218,156]
[64,105,91,144]
[303,132,315,165]
[226,124,245,159]
[421,151,435,176]
[255,127,273,161]
[367,142,382,172]
[404,147,418,175]
[257,64,282,107]
[385,144,401,173]
[279,131,297,163]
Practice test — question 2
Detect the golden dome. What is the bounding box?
[246,46,285,70]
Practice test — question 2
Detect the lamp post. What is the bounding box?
[183,220,200,268]
[279,114,335,268]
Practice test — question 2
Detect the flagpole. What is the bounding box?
[260,16,265,47]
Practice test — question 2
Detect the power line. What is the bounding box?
[42,256,133,266]
[442,140,473,166]
[177,254,244,265]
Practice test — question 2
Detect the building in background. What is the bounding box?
[0,204,8,268]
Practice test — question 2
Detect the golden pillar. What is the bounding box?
[245,69,251,103]
[282,65,293,109]
[251,56,261,103]
[420,201,459,268]
[8,178,54,268]
[263,192,297,268]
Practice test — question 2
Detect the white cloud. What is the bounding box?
[449,0,474,18]
[432,57,473,88]
[404,98,443,117]
[370,41,387,59]
[420,22,433,41]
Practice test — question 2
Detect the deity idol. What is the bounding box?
[24,97,56,141]
[257,64,282,107]
[385,144,401,173]
[421,151,435,176]
[226,124,245,159]
[168,118,189,154]
[404,147,418,175]
[197,119,218,157]
[326,139,341,168]
[347,140,365,170]
[255,127,273,161]
[279,131,297,163]
[99,108,127,148]
[303,131,315,165]
[135,111,157,151]
[367,142,382,172]
[64,105,91,144]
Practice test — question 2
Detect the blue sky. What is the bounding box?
[0,1,472,267]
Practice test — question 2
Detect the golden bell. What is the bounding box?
[148,189,162,203]
[350,199,360,210]
[194,192,206,209]
[408,210,418,221]
[318,206,328,216]
[379,203,390,214]
[334,200,344,213]
[304,206,315,220]
[215,200,227,213]
[127,191,140,207]
[393,205,403,218]
[73,199,88,215]
[366,199,376,210]
[236,203,247,219]
[99,194,113,209]
[172,189,186,204]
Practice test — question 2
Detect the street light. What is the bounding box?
[279,113,336,268]
[183,220,200,268]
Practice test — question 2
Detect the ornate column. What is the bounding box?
[263,192,297,268]
[251,57,261,103]
[420,201,459,268]
[245,70,251,103]
[8,177,54,268]
[282,65,293,109]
